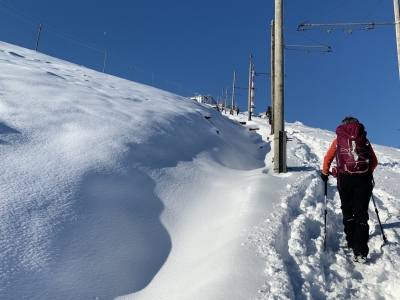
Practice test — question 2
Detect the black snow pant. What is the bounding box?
[338,173,373,257]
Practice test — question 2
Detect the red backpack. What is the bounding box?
[335,122,372,175]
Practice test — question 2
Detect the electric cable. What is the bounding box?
[43,28,104,53]
[289,30,332,52]
[0,3,37,27]
[0,0,39,23]
[302,0,353,24]
[0,0,198,96]
[323,0,352,41]
[360,0,383,23]
[333,0,384,47]
[43,23,105,52]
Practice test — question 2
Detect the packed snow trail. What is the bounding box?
[243,120,400,300]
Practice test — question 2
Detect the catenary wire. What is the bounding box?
[0,4,37,27]
[302,0,354,24]
[0,0,198,96]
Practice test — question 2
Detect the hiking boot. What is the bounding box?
[353,255,367,264]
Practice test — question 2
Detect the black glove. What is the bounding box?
[320,172,329,182]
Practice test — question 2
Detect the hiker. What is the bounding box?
[236,107,240,115]
[320,116,378,263]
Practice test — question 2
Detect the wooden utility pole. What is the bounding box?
[248,54,253,121]
[35,22,42,52]
[394,0,400,79]
[270,20,275,135]
[231,71,236,114]
[274,0,285,173]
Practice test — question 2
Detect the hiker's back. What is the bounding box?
[335,122,372,175]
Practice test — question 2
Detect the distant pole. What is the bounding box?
[231,71,236,114]
[221,88,224,111]
[274,0,285,173]
[35,22,42,51]
[225,85,228,113]
[270,19,275,135]
[393,0,400,79]
[103,50,107,73]
[251,65,255,114]
[247,54,253,121]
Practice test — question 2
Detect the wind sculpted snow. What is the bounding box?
[1,41,400,300]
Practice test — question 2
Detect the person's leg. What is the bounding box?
[352,177,373,257]
[338,174,355,248]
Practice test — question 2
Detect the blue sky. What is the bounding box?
[0,0,399,147]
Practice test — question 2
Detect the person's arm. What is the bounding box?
[368,141,378,172]
[322,138,337,175]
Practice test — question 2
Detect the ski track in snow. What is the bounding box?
[251,123,400,300]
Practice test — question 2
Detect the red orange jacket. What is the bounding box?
[322,138,378,175]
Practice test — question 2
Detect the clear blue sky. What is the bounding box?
[0,0,399,147]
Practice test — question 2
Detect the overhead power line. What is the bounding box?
[0,0,198,96]
[0,0,38,25]
[302,0,354,24]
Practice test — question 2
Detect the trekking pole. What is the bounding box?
[324,180,328,249]
[371,193,388,243]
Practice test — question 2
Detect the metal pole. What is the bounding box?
[274,0,285,173]
[324,180,328,249]
[222,90,224,112]
[103,50,107,73]
[393,0,400,79]
[271,20,275,135]
[248,54,253,121]
[35,22,42,52]
[371,193,388,243]
[225,85,228,114]
[231,71,236,115]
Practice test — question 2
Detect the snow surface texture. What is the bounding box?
[0,41,400,300]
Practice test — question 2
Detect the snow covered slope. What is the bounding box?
[1,41,400,300]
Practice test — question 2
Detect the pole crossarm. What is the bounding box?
[254,72,271,77]
[298,22,396,32]
[285,44,332,53]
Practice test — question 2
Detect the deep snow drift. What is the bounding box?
[1,41,400,300]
